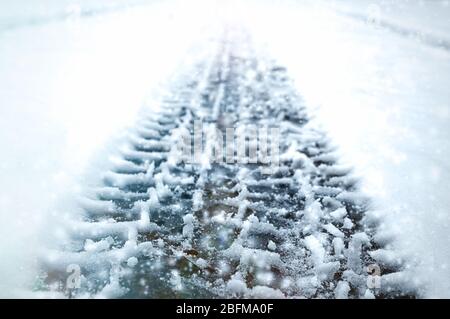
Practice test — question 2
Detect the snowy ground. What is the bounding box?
[0,0,216,297]
[300,0,450,298]
[0,0,449,298]
[249,0,450,298]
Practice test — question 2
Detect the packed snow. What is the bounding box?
[0,0,215,297]
[0,0,449,298]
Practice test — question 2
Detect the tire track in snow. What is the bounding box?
[0,1,149,33]
[36,29,417,299]
[344,11,450,53]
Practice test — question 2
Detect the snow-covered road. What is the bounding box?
[254,0,450,298]
[0,0,449,298]
[0,0,217,297]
